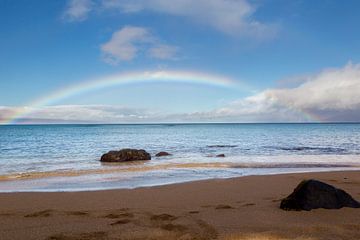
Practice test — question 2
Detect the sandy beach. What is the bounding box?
[0,170,359,240]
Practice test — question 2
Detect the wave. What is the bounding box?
[0,162,232,182]
[0,160,358,182]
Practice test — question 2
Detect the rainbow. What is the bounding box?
[2,70,248,124]
[0,70,323,124]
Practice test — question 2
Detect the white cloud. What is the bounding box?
[191,62,360,122]
[101,0,277,37]
[269,63,360,111]
[101,26,151,63]
[63,0,93,22]
[100,26,178,64]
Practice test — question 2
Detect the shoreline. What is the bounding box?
[1,166,360,193]
[1,170,360,239]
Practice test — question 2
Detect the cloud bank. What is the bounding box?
[2,63,360,124]
[63,0,276,37]
[101,0,276,37]
[202,62,360,122]
[0,105,160,124]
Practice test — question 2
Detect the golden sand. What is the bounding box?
[0,171,359,240]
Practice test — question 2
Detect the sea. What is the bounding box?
[1,123,360,192]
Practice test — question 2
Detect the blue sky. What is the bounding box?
[1,0,360,123]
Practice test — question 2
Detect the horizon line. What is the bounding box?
[1,122,360,126]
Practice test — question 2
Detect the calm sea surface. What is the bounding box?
[1,123,360,192]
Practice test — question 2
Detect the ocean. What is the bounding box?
[1,123,360,192]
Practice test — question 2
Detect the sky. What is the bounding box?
[1,0,360,123]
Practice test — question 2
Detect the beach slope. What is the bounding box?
[0,171,360,240]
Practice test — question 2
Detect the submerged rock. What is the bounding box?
[100,149,151,162]
[155,151,172,157]
[207,145,237,148]
[280,179,360,211]
[216,154,225,157]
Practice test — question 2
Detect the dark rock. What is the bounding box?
[100,149,151,162]
[155,151,172,157]
[280,179,360,211]
[216,154,225,157]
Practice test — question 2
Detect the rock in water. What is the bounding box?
[216,154,225,157]
[100,149,151,162]
[155,151,172,157]
[280,179,360,211]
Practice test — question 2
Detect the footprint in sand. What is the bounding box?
[66,211,89,216]
[215,204,234,210]
[101,211,218,240]
[47,231,107,240]
[150,213,178,221]
[188,210,200,214]
[110,219,132,226]
[104,212,134,219]
[242,203,256,207]
[24,209,54,218]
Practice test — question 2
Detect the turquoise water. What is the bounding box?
[1,123,360,191]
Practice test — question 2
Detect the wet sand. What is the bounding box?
[0,171,360,240]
